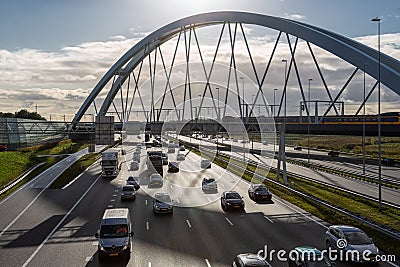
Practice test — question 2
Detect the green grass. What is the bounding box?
[290,134,400,160]
[0,152,41,187]
[0,139,90,193]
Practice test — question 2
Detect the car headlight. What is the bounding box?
[99,245,106,252]
[122,245,128,251]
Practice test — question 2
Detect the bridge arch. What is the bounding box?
[72,11,400,125]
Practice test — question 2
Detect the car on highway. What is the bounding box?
[121,149,126,155]
[168,161,179,173]
[200,159,211,169]
[325,225,379,262]
[179,145,185,151]
[248,184,272,201]
[95,208,133,260]
[328,150,339,157]
[294,146,302,151]
[130,160,139,171]
[202,177,218,192]
[149,173,163,187]
[120,185,136,200]
[288,246,333,267]
[133,151,141,162]
[126,176,140,190]
[176,153,185,161]
[162,152,168,165]
[233,253,271,267]
[153,192,173,214]
[167,147,175,153]
[232,138,238,142]
[382,158,395,166]
[221,191,245,211]
[0,145,7,152]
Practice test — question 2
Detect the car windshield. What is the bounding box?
[305,257,333,267]
[226,193,241,199]
[100,224,128,238]
[127,177,135,181]
[156,195,171,203]
[151,175,162,180]
[206,178,215,183]
[254,186,268,191]
[122,186,135,191]
[343,231,372,245]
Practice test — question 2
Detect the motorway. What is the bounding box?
[0,138,397,266]
[181,136,400,206]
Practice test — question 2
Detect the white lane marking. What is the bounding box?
[92,241,97,246]
[85,256,93,262]
[220,183,225,187]
[145,199,148,205]
[387,261,400,267]
[21,174,102,267]
[264,215,274,223]
[108,205,113,208]
[110,199,115,202]
[176,198,180,204]
[205,258,212,267]
[170,185,173,189]
[207,197,212,202]
[225,217,234,226]
[146,221,150,230]
[115,189,119,192]
[186,219,192,228]
[112,194,117,197]
[148,262,152,267]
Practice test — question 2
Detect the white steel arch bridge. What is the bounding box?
[71,11,400,127]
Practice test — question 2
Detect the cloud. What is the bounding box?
[284,13,306,21]
[0,27,399,120]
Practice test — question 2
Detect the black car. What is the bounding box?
[221,191,245,211]
[233,253,271,267]
[168,161,179,173]
[126,176,140,190]
[328,150,339,157]
[294,146,302,151]
[248,184,272,201]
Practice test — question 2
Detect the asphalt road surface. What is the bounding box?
[0,137,397,267]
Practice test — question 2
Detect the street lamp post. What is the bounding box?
[363,64,368,175]
[216,87,220,121]
[308,78,312,164]
[371,17,382,212]
[273,89,277,117]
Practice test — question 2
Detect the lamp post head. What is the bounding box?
[371,17,381,22]
[282,59,287,63]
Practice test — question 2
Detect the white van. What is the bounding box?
[95,208,133,260]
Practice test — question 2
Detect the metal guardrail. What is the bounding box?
[180,139,400,241]
[0,162,46,196]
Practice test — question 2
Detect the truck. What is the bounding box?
[101,149,120,178]
[146,151,163,176]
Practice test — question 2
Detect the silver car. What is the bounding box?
[176,153,185,161]
[130,160,139,171]
[149,173,163,188]
[325,225,379,262]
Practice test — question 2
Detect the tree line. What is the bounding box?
[0,109,47,120]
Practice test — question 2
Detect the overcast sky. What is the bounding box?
[0,0,399,120]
